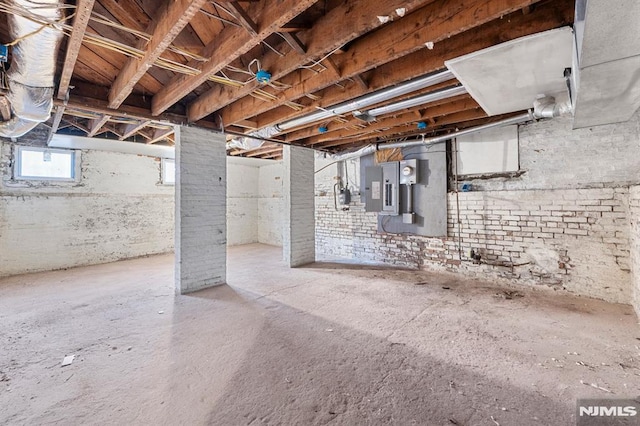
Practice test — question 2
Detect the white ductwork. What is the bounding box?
[0,0,63,138]
[532,95,572,119]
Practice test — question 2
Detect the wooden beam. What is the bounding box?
[108,0,208,109]
[48,106,65,141]
[302,98,480,145]
[186,0,436,122]
[56,96,190,126]
[119,120,151,140]
[87,115,111,137]
[323,56,341,78]
[291,94,475,143]
[58,0,95,100]
[0,96,11,121]
[249,0,574,129]
[353,74,368,90]
[279,31,306,54]
[234,119,258,130]
[152,0,320,116]
[225,1,258,35]
[147,128,174,144]
[215,0,552,127]
[317,108,487,148]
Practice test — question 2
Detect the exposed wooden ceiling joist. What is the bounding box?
[108,0,209,109]
[0,0,574,152]
[251,0,573,132]
[187,0,437,122]
[214,0,548,129]
[151,0,320,115]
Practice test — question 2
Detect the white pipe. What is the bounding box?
[381,111,535,149]
[365,86,467,119]
[328,111,535,160]
[274,70,454,132]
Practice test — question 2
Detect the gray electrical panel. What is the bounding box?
[380,162,399,215]
[364,166,383,212]
[360,144,447,237]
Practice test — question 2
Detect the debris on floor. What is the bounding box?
[495,290,524,300]
[61,355,75,367]
[580,380,612,393]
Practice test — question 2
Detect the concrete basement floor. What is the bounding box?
[1,244,639,425]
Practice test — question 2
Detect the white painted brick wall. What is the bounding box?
[463,111,640,191]
[227,163,259,246]
[629,186,640,315]
[315,112,640,304]
[283,146,315,267]
[0,141,174,277]
[258,162,284,246]
[175,126,226,294]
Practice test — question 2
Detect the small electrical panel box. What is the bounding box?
[338,187,351,205]
[0,45,7,63]
[399,159,418,185]
[380,162,399,215]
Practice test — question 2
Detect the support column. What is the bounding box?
[283,145,315,267]
[175,126,226,294]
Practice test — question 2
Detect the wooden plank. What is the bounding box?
[317,108,487,148]
[286,93,473,142]
[58,0,95,100]
[353,74,368,90]
[57,95,192,125]
[48,106,66,141]
[119,120,152,140]
[87,115,111,137]
[151,0,320,115]
[244,0,575,129]
[0,96,11,121]
[108,0,209,109]
[186,0,437,122]
[225,2,258,35]
[279,32,306,54]
[147,128,174,144]
[300,97,479,145]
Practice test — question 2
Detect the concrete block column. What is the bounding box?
[283,145,315,267]
[175,126,226,294]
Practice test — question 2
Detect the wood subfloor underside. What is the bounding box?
[0,244,638,424]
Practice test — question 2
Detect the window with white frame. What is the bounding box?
[162,158,175,185]
[15,146,77,181]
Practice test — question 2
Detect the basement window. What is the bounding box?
[162,158,175,185]
[15,146,77,181]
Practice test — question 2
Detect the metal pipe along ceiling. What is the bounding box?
[274,69,455,132]
[0,0,63,138]
[327,111,535,161]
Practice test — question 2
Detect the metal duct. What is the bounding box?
[0,0,63,137]
[532,95,572,119]
[274,69,454,132]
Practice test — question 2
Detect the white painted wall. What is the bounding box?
[227,157,284,247]
[630,186,640,315]
[227,163,259,246]
[258,161,284,246]
[315,110,640,305]
[0,142,174,277]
